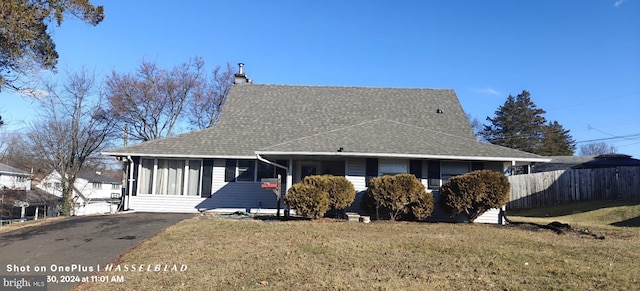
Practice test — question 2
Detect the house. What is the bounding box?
[102,65,549,223]
[0,188,60,222]
[0,163,60,222]
[0,162,32,191]
[530,156,595,173]
[37,171,122,216]
[572,154,640,169]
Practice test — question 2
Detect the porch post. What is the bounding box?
[126,156,134,211]
[287,158,293,191]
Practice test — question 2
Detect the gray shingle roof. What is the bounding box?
[258,119,542,160]
[77,172,122,184]
[0,162,30,175]
[103,84,545,161]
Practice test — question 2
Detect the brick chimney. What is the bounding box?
[234,63,252,85]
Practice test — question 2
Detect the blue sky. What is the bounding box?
[1,0,639,157]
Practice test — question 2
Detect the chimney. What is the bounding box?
[233,63,252,85]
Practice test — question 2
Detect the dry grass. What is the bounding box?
[73,206,640,291]
[0,216,66,234]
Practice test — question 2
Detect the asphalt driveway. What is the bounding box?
[0,212,194,291]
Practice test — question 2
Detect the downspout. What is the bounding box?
[255,153,290,217]
[256,154,288,171]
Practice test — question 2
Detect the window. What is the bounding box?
[365,158,378,186]
[237,160,255,181]
[427,160,440,190]
[137,158,202,196]
[225,160,287,183]
[379,159,407,176]
[225,160,257,182]
[276,160,288,181]
[186,160,201,196]
[139,158,154,194]
[112,184,120,190]
[441,161,470,183]
[257,162,275,181]
[409,160,422,180]
[156,159,185,195]
[224,160,236,182]
[93,182,102,190]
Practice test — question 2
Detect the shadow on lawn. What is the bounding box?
[509,200,636,218]
[611,216,640,227]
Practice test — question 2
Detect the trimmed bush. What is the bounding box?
[284,183,329,219]
[365,174,434,221]
[302,175,356,211]
[439,170,510,222]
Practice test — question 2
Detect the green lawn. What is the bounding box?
[74,201,640,290]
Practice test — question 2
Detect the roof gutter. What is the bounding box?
[101,151,255,160]
[255,151,551,163]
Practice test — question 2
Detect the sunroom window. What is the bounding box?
[138,159,202,195]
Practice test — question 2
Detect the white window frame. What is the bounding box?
[92,182,102,190]
[137,158,203,196]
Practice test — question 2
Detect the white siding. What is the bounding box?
[209,159,281,210]
[209,182,280,209]
[211,159,227,192]
[75,202,118,216]
[346,158,366,191]
[129,195,207,213]
[0,174,31,190]
[474,208,503,224]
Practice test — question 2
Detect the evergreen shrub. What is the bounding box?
[439,170,510,222]
[365,174,434,221]
[284,183,329,219]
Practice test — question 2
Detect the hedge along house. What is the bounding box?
[102,64,549,222]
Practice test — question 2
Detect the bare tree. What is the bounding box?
[0,132,49,179]
[25,68,116,215]
[579,142,617,156]
[466,113,486,142]
[188,63,235,129]
[105,57,206,142]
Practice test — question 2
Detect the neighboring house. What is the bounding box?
[37,171,122,216]
[572,154,640,169]
[0,163,59,221]
[0,162,32,190]
[530,156,596,173]
[103,66,549,223]
[0,188,60,221]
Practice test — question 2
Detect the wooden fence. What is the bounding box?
[507,166,640,209]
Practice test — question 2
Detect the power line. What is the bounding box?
[576,133,640,144]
